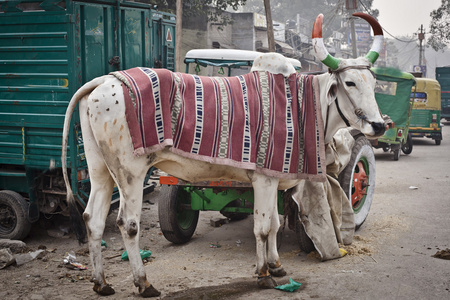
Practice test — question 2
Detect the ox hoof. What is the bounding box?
[269,265,287,277]
[140,285,161,298]
[93,283,115,296]
[257,275,277,289]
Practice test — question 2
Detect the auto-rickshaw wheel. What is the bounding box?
[338,136,376,229]
[401,133,413,154]
[393,148,400,161]
[0,190,32,240]
[435,139,441,145]
[158,185,199,244]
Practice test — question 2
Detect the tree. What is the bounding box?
[428,0,450,51]
[147,0,247,26]
[241,0,378,37]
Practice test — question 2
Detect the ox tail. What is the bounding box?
[62,76,109,243]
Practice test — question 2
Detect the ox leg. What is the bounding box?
[252,173,280,289]
[84,174,115,295]
[267,203,287,278]
[79,98,116,295]
[115,180,160,298]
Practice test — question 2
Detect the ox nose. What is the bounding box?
[372,122,386,136]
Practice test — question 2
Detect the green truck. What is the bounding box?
[436,66,450,121]
[0,0,175,240]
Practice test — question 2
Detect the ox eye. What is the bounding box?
[345,81,356,87]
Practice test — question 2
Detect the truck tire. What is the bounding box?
[338,136,376,229]
[158,185,199,244]
[0,190,32,240]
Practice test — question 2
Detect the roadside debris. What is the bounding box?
[275,278,302,292]
[433,248,450,260]
[121,249,152,261]
[15,249,45,266]
[409,186,419,190]
[63,251,87,270]
[210,217,229,227]
[0,239,27,253]
[339,248,348,257]
[0,248,15,269]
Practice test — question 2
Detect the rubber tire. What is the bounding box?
[401,133,413,154]
[0,190,32,240]
[338,136,376,229]
[393,148,400,161]
[295,214,315,253]
[435,139,441,145]
[158,185,199,244]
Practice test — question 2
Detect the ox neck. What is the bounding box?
[316,73,351,144]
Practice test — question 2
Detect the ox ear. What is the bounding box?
[326,76,338,105]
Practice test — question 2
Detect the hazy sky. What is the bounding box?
[373,0,443,37]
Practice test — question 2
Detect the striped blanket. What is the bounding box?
[111,67,326,180]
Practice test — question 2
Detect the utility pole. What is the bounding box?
[418,24,425,66]
[175,0,182,72]
[263,0,275,52]
[346,0,358,58]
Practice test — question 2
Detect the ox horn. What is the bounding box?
[312,14,340,70]
[352,12,384,64]
[312,13,385,69]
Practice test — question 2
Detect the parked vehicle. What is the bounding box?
[0,0,175,240]
[409,77,443,145]
[184,48,302,76]
[436,66,450,121]
[370,68,416,160]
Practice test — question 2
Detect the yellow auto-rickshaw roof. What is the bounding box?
[412,77,441,109]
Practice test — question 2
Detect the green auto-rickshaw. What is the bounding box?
[408,78,442,145]
[370,68,416,160]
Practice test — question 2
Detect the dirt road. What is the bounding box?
[1,122,449,300]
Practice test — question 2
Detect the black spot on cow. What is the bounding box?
[127,220,138,237]
[127,175,133,185]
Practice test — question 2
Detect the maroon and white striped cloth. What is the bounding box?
[111,67,325,180]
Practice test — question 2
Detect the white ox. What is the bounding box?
[62,13,385,297]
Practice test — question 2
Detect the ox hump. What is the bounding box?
[251,53,296,77]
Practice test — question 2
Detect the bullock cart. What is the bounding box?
[61,12,388,296]
[370,68,416,160]
[157,49,376,246]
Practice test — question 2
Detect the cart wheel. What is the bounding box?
[435,139,441,145]
[401,133,413,154]
[0,190,32,240]
[158,185,199,244]
[393,148,400,161]
[338,136,376,229]
[295,214,315,253]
